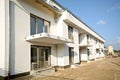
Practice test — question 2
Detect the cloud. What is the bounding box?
[107,5,120,13]
[106,36,120,50]
[96,20,106,25]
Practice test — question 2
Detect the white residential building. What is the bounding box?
[0,0,105,79]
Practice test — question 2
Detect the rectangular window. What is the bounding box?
[30,14,50,35]
[43,20,50,33]
[30,16,36,35]
[31,47,37,62]
[87,35,89,40]
[37,18,44,33]
[68,26,73,40]
[31,47,37,70]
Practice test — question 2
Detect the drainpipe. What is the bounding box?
[55,44,58,71]
[8,0,11,80]
[7,72,10,80]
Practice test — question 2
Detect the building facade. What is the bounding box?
[108,46,114,55]
[0,0,105,79]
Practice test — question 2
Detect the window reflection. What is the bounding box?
[30,15,50,35]
[68,26,73,40]
[44,21,49,33]
[30,16,36,35]
[38,18,43,33]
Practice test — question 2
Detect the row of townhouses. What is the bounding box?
[0,0,105,79]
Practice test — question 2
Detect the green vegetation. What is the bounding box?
[114,50,120,56]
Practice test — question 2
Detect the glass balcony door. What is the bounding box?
[31,46,51,70]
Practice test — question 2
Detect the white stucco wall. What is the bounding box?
[63,44,69,66]
[9,0,57,75]
[73,28,79,63]
[57,44,64,66]
[56,12,65,37]
[9,1,30,75]
[80,34,87,46]
[51,45,57,66]
[80,48,88,61]
[0,0,9,77]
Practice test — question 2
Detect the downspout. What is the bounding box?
[8,0,11,80]
[55,44,58,71]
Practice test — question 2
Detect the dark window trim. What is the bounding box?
[68,26,73,40]
[30,14,51,35]
[30,14,50,24]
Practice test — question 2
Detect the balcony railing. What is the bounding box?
[42,0,63,12]
[87,40,93,45]
[79,40,93,47]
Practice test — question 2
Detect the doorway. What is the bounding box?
[31,46,51,70]
[79,48,81,62]
[69,47,74,64]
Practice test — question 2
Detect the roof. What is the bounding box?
[39,0,105,42]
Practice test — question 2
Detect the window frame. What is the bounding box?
[68,26,73,40]
[31,45,51,70]
[30,14,50,35]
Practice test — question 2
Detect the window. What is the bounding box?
[44,20,50,33]
[96,39,97,44]
[30,14,50,35]
[87,49,90,56]
[30,16,36,35]
[96,49,99,53]
[68,26,73,40]
[31,47,37,62]
[38,18,44,33]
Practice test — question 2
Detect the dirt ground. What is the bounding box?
[16,56,120,80]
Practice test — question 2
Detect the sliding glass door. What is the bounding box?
[31,46,51,70]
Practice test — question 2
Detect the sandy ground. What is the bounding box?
[16,56,120,80]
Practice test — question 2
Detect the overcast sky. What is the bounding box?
[57,0,120,50]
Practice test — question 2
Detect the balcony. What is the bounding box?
[96,44,102,49]
[25,33,72,44]
[37,0,64,14]
[63,11,80,27]
[79,40,93,47]
[63,11,105,43]
[87,40,93,46]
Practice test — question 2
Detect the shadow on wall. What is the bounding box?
[0,69,6,80]
[0,68,29,79]
[0,68,8,76]
[9,1,16,76]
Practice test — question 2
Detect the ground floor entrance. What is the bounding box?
[69,47,74,64]
[31,46,51,70]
